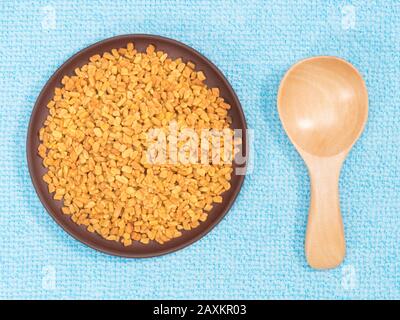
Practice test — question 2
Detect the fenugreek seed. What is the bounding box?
[126,187,135,195]
[52,131,62,139]
[93,128,102,137]
[38,42,236,247]
[123,238,132,246]
[197,71,206,81]
[115,175,129,184]
[159,171,168,178]
[122,148,133,158]
[121,165,132,173]
[110,168,121,175]
[61,207,70,214]
[85,201,96,209]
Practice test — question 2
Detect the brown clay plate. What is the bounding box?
[27,34,247,258]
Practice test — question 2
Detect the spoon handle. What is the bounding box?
[305,156,346,269]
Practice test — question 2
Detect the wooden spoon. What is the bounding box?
[277,56,368,269]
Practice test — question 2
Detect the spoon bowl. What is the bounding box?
[278,56,368,269]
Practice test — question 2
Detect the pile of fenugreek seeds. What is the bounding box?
[38,43,236,246]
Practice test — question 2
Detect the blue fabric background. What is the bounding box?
[0,0,399,299]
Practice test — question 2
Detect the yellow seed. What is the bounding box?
[197,71,206,81]
[94,165,102,175]
[123,238,132,246]
[126,187,135,195]
[121,166,132,173]
[122,148,133,158]
[110,167,121,176]
[115,175,129,184]
[85,201,96,209]
[52,131,62,139]
[93,128,102,137]
[159,170,168,178]
[37,42,236,246]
